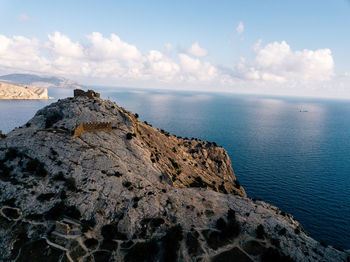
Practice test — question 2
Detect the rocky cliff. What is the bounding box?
[0,93,349,262]
[0,82,51,100]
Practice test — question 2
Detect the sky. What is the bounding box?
[0,0,350,98]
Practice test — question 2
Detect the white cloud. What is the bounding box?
[86,32,142,61]
[188,41,208,57]
[48,32,84,58]
[0,34,50,72]
[254,41,334,82]
[179,53,217,81]
[236,21,244,34]
[146,50,180,81]
[0,32,343,97]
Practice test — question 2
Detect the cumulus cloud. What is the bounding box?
[86,32,142,61]
[254,41,334,82]
[0,32,217,84]
[48,32,84,58]
[0,32,339,95]
[146,50,180,81]
[179,53,216,81]
[0,35,50,72]
[188,41,208,57]
[221,40,335,87]
[236,21,244,34]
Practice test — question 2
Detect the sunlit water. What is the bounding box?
[0,86,349,249]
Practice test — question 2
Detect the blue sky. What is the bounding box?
[0,0,350,97]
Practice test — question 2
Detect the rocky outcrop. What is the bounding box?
[0,82,51,99]
[0,93,349,262]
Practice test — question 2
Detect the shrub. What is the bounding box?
[132,196,141,208]
[101,222,119,240]
[45,111,63,128]
[234,180,241,188]
[218,183,228,194]
[278,228,287,236]
[84,238,98,249]
[256,224,266,239]
[101,239,119,251]
[53,171,66,181]
[37,193,55,201]
[50,148,58,156]
[168,158,179,169]
[126,133,135,140]
[162,225,183,262]
[25,158,48,177]
[5,148,22,161]
[65,177,77,191]
[65,205,81,219]
[123,181,132,188]
[189,177,209,188]
[261,247,295,262]
[186,231,202,255]
[125,239,159,262]
[45,201,66,220]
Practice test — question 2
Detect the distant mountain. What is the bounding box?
[0,74,82,89]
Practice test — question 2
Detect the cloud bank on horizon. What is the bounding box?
[0,30,347,97]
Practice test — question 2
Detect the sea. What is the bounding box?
[0,86,349,249]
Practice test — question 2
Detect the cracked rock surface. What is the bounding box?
[0,94,349,262]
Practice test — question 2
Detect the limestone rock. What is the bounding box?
[0,93,349,261]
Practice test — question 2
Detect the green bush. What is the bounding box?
[5,148,22,161]
[65,177,77,191]
[161,225,183,262]
[168,158,179,169]
[45,111,63,128]
[84,238,98,249]
[124,239,159,262]
[261,247,295,262]
[126,133,135,140]
[234,180,240,188]
[278,228,287,236]
[53,171,66,181]
[256,224,266,239]
[81,218,96,233]
[25,158,48,177]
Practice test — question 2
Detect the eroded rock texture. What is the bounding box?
[0,94,349,262]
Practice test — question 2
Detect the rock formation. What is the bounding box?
[0,92,349,262]
[0,82,51,100]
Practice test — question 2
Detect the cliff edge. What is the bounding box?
[0,82,51,100]
[0,92,348,262]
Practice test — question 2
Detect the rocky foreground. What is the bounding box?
[0,82,51,100]
[0,93,349,262]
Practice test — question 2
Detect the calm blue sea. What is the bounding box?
[1,86,349,249]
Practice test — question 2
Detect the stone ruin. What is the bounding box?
[73,122,112,138]
[73,89,100,99]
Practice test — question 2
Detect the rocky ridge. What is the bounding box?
[0,93,349,262]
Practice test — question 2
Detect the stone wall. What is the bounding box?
[73,122,112,138]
